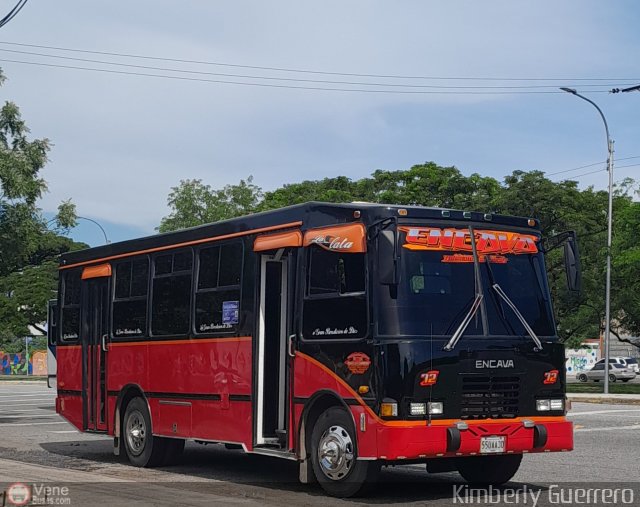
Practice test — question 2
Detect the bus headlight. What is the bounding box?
[550,399,564,411]
[536,399,564,411]
[409,403,426,416]
[536,399,551,411]
[427,402,443,415]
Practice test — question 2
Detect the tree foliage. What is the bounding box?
[0,68,81,347]
[159,163,639,349]
[157,177,262,233]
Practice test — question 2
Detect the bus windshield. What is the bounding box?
[375,226,556,338]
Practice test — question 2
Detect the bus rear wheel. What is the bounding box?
[456,454,522,485]
[123,397,167,467]
[310,407,379,497]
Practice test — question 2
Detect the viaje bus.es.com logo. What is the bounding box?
[4,483,31,506]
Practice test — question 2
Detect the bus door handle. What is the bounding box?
[287,334,297,358]
[101,334,109,353]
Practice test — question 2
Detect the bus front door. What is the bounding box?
[256,253,291,448]
[81,277,109,432]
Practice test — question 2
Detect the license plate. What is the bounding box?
[480,436,506,454]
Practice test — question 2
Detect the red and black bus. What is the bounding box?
[53,202,580,497]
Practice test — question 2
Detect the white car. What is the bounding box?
[578,363,637,383]
[594,357,639,373]
[623,357,639,374]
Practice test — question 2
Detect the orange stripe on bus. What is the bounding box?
[295,352,566,428]
[60,221,304,270]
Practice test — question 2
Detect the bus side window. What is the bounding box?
[151,250,193,337]
[48,301,58,346]
[194,242,243,334]
[112,257,149,338]
[60,269,82,342]
[302,247,367,340]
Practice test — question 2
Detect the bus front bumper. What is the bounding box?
[366,417,572,461]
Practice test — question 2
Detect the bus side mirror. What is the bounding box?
[378,230,398,285]
[564,233,581,293]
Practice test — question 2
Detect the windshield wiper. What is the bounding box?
[443,293,484,352]
[492,283,543,350]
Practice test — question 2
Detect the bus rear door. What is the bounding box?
[81,272,110,432]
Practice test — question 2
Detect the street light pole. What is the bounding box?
[47,215,110,244]
[560,87,614,394]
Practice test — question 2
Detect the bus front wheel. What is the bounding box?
[123,397,167,467]
[310,407,379,497]
[456,454,522,484]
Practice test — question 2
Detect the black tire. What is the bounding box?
[609,374,617,383]
[578,374,588,383]
[310,407,379,497]
[122,397,167,467]
[456,454,523,485]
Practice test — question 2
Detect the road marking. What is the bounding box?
[49,430,79,434]
[0,393,56,398]
[0,398,56,402]
[575,424,640,433]
[0,421,69,426]
[2,408,55,413]
[570,409,640,416]
[0,414,59,419]
[0,403,54,408]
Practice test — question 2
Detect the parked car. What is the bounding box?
[594,357,638,372]
[578,362,637,383]
[622,357,639,374]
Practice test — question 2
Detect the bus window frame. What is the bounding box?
[59,268,82,344]
[299,244,370,343]
[192,240,244,337]
[110,255,151,342]
[148,248,195,340]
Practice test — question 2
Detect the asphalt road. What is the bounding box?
[0,382,639,506]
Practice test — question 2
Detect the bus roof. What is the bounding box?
[60,201,541,268]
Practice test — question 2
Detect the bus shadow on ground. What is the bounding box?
[39,440,545,503]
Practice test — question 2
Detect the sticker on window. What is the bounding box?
[399,227,539,255]
[222,301,240,325]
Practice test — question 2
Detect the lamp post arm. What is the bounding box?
[566,91,611,154]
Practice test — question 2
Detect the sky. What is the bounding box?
[1,1,639,247]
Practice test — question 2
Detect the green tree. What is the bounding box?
[158,162,640,349]
[0,68,79,347]
[158,176,262,233]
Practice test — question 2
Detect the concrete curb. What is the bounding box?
[568,393,640,405]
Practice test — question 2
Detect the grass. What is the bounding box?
[567,383,640,394]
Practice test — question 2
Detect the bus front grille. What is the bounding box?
[460,375,520,419]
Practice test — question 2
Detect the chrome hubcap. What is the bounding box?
[126,409,146,456]
[317,425,354,481]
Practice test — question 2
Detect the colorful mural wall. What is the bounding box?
[565,346,599,375]
[0,351,47,375]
